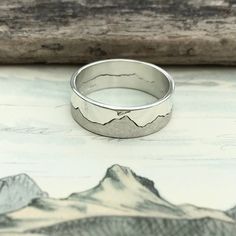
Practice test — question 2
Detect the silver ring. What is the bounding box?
[70,59,174,138]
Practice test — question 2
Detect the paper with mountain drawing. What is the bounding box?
[0,165,235,236]
[0,66,236,236]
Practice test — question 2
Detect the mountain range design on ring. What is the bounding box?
[74,106,171,128]
[71,106,172,138]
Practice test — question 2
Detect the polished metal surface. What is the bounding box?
[70,59,174,138]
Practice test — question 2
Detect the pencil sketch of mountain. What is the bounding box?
[0,165,235,236]
[0,174,48,215]
[69,164,184,217]
[227,206,236,220]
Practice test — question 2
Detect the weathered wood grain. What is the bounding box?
[0,0,236,64]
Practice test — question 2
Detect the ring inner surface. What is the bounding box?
[75,61,170,106]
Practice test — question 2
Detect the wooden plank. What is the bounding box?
[0,0,236,64]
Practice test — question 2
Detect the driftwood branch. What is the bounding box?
[0,0,236,64]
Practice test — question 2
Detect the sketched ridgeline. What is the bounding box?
[227,206,236,220]
[0,165,235,236]
[0,174,47,215]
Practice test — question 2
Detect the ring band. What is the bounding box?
[70,59,174,138]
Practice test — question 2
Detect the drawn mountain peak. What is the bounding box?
[103,164,161,197]
[0,166,235,235]
[69,165,181,216]
[0,173,48,215]
[227,206,236,219]
[69,164,162,199]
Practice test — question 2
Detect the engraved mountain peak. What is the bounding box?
[73,106,170,138]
